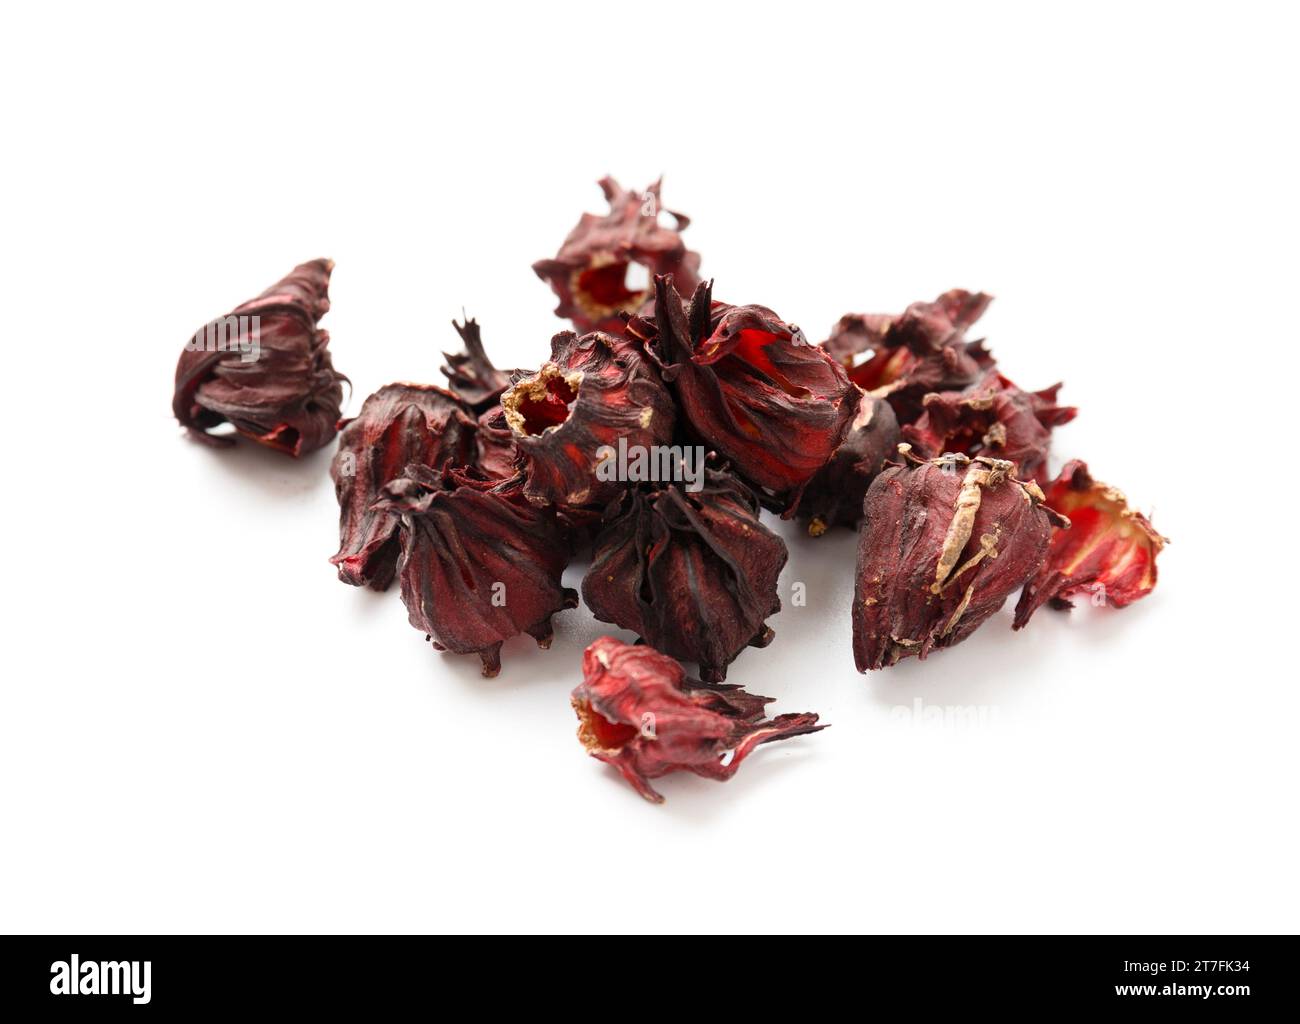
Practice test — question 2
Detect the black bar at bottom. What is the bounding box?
[0,934,1283,1014]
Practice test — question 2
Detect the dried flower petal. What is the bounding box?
[582,465,786,681]
[501,330,675,510]
[473,405,519,481]
[852,446,1069,670]
[173,259,345,455]
[375,467,577,676]
[572,637,824,802]
[1014,461,1166,627]
[800,391,901,534]
[901,370,1077,482]
[439,317,524,412]
[533,177,701,334]
[823,289,993,424]
[436,317,527,479]
[329,383,478,590]
[629,276,860,514]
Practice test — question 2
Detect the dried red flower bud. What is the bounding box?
[374,466,577,677]
[800,391,901,535]
[823,289,993,424]
[439,317,524,412]
[582,465,786,682]
[500,330,675,510]
[572,637,824,802]
[901,370,1077,483]
[629,276,861,514]
[328,383,478,590]
[173,259,345,455]
[852,446,1069,670]
[1014,461,1166,628]
[533,177,701,334]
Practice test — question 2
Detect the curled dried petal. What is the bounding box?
[173,259,345,455]
[473,405,519,481]
[822,289,993,424]
[329,383,478,590]
[582,465,787,681]
[376,467,577,677]
[439,317,526,412]
[572,637,824,802]
[852,447,1069,670]
[902,370,1077,482]
[533,177,701,334]
[1014,460,1166,627]
[437,317,525,479]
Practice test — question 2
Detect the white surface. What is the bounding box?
[2,2,1297,934]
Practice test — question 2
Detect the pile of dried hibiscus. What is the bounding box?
[173,179,1167,804]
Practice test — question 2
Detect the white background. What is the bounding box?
[2,2,1297,934]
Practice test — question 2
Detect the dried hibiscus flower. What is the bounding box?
[901,370,1077,483]
[852,446,1069,670]
[1014,461,1166,628]
[501,330,675,510]
[800,391,901,535]
[572,637,824,803]
[823,289,993,424]
[582,465,786,682]
[173,259,346,456]
[329,383,478,590]
[628,276,860,515]
[533,177,701,334]
[374,466,577,677]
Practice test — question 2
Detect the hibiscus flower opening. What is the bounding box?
[572,697,639,754]
[502,366,583,436]
[572,257,650,326]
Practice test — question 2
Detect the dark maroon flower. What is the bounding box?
[1014,461,1166,628]
[901,370,1077,483]
[329,383,478,590]
[582,465,786,682]
[800,391,901,535]
[852,446,1069,670]
[500,330,675,510]
[823,289,993,424]
[628,276,860,515]
[572,637,825,803]
[173,259,345,456]
[533,177,701,334]
[439,317,524,412]
[374,466,577,677]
